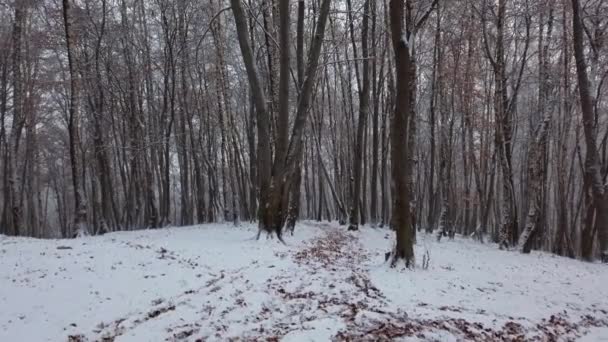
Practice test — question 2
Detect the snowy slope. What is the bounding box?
[1,222,606,341]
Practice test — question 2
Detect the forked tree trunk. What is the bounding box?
[233,0,331,240]
[230,0,273,236]
[265,0,331,239]
[482,0,529,249]
[519,7,554,253]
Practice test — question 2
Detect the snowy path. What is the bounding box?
[1,222,607,341]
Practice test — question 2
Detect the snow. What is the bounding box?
[366,229,606,323]
[1,222,606,341]
[580,327,608,341]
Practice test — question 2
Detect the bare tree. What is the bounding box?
[62,0,88,236]
[347,0,371,232]
[571,0,608,261]
[0,0,605,262]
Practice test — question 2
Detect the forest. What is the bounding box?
[1,0,607,265]
[2,0,608,340]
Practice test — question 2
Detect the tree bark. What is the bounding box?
[571,0,608,261]
[3,1,26,236]
[519,7,554,253]
[389,0,415,267]
[62,0,88,236]
[230,0,273,236]
[348,0,371,231]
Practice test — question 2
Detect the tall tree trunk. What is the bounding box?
[63,0,88,236]
[4,2,26,236]
[389,0,415,267]
[285,0,307,234]
[230,0,273,236]
[571,0,608,261]
[0,39,8,236]
[348,0,370,231]
[426,5,440,234]
[484,0,528,249]
[269,0,331,238]
[369,0,381,225]
[519,6,554,253]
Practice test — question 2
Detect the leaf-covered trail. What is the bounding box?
[74,223,389,341]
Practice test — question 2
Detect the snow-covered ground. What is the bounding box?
[1,222,606,341]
